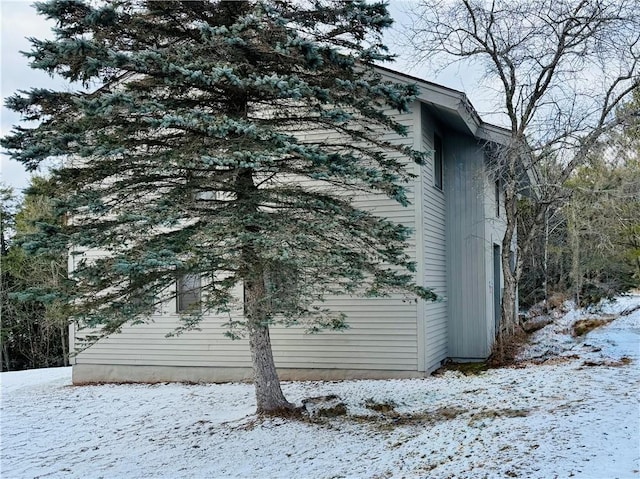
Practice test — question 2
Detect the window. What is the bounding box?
[495,178,500,217]
[177,274,201,312]
[434,134,443,190]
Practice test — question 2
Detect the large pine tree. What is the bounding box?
[2,0,434,414]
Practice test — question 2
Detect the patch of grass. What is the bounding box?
[581,356,633,368]
[316,403,347,417]
[582,360,601,367]
[237,403,534,435]
[467,408,531,427]
[535,354,580,365]
[341,406,469,432]
[573,316,616,336]
[469,408,530,421]
[306,404,531,433]
[301,394,348,418]
[434,361,489,376]
[436,406,465,420]
[364,398,397,414]
[489,329,529,367]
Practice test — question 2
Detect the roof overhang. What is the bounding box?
[374,64,540,196]
[375,64,490,140]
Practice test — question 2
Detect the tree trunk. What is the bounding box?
[568,205,582,305]
[543,208,549,307]
[244,276,294,415]
[500,180,519,337]
[60,324,69,367]
[1,342,9,371]
[236,167,294,415]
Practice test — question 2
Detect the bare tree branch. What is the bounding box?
[406,0,640,337]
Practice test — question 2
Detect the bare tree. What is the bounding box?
[407,0,639,340]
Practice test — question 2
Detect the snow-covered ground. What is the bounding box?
[1,295,639,479]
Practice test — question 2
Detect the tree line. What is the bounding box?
[1,178,69,371]
[519,90,640,308]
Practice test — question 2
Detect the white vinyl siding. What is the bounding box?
[73,295,419,371]
[268,99,419,372]
[71,101,421,374]
[483,164,509,348]
[419,104,448,371]
[445,132,505,360]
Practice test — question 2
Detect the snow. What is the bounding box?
[2,295,639,479]
[519,294,640,364]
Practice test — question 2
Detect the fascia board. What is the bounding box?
[478,124,541,198]
[477,123,512,146]
[376,66,545,195]
[375,65,483,136]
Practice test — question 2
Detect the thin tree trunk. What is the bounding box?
[569,205,582,306]
[60,324,69,367]
[236,167,294,415]
[501,254,518,336]
[244,276,294,415]
[1,342,9,371]
[500,180,519,337]
[543,208,549,307]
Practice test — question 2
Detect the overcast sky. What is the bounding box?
[1,1,69,193]
[1,1,495,195]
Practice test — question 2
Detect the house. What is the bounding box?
[70,66,513,385]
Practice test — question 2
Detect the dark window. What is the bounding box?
[495,178,500,217]
[177,274,201,312]
[434,134,443,190]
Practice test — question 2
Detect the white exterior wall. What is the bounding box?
[445,131,490,360]
[68,66,515,383]
[419,104,448,371]
[482,163,508,349]
[71,99,424,383]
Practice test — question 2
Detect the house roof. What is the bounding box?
[375,64,540,195]
[374,64,512,145]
